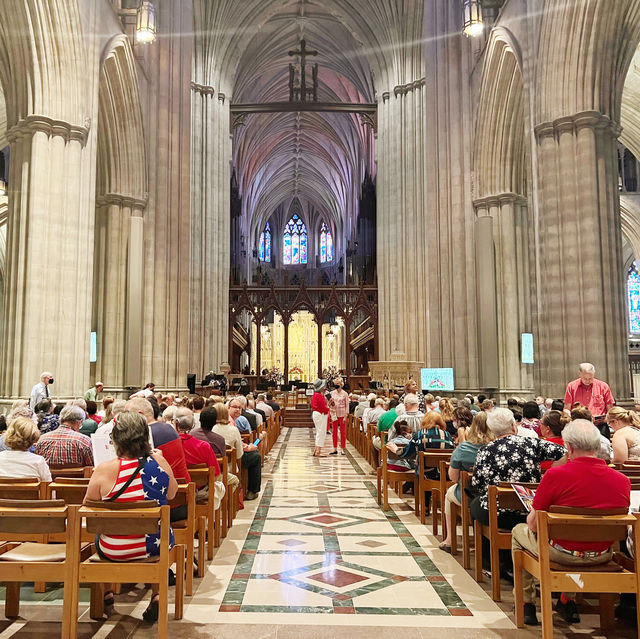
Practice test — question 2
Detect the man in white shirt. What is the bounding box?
[256,394,274,420]
[29,372,54,410]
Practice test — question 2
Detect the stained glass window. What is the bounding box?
[629,261,640,334]
[320,222,333,263]
[283,214,307,265]
[259,223,271,262]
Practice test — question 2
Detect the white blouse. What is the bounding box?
[0,449,52,481]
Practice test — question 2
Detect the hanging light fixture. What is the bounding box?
[0,179,6,196]
[326,328,335,343]
[462,0,484,37]
[136,1,157,44]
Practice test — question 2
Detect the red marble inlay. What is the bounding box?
[333,593,353,601]
[391,575,409,582]
[333,606,356,614]
[307,514,345,525]
[448,608,473,616]
[231,573,250,579]
[219,605,242,612]
[307,568,369,587]
[428,575,447,582]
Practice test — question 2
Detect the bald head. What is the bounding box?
[125,397,154,423]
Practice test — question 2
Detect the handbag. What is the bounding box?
[106,457,146,501]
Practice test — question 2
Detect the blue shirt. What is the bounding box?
[235,415,251,434]
[450,441,483,501]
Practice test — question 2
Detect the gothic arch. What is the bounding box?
[473,28,525,198]
[97,36,147,201]
[535,0,640,124]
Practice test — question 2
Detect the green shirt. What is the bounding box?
[80,419,98,436]
[84,387,98,402]
[377,407,397,433]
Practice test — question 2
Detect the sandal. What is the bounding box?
[438,542,452,553]
[142,594,159,623]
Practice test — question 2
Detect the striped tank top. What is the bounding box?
[96,456,173,561]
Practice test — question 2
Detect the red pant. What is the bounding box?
[332,416,346,449]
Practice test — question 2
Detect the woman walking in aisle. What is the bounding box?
[311,379,330,456]
[330,376,349,455]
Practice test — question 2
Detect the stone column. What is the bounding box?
[283,316,290,385]
[474,194,533,397]
[142,0,192,390]
[376,79,428,363]
[255,319,261,378]
[317,320,323,378]
[93,195,146,391]
[1,116,93,399]
[535,111,629,399]
[190,83,231,378]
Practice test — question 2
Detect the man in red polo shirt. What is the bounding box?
[512,419,630,626]
[563,362,614,417]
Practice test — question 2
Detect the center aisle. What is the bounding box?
[175,426,516,638]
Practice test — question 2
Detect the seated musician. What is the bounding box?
[512,419,630,626]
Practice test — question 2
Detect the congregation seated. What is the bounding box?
[192,406,240,493]
[80,400,101,436]
[520,401,542,436]
[0,416,52,481]
[452,405,473,443]
[33,404,94,467]
[387,393,424,439]
[265,392,280,412]
[440,411,493,552]
[363,397,386,426]
[34,398,59,433]
[512,419,631,626]
[125,397,190,484]
[607,405,640,463]
[399,380,425,413]
[256,394,274,420]
[172,407,221,504]
[470,408,565,571]
[438,398,455,438]
[213,403,262,501]
[539,410,570,470]
[385,422,414,471]
[84,410,178,623]
[0,404,35,452]
[570,405,612,461]
[94,399,126,436]
[228,397,252,433]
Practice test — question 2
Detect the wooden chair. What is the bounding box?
[366,423,378,467]
[78,500,185,638]
[0,499,80,638]
[227,446,239,526]
[169,482,203,595]
[49,465,93,480]
[449,469,474,569]
[46,477,90,505]
[0,477,48,500]
[216,454,229,542]
[514,507,638,639]
[474,484,531,601]
[187,464,219,561]
[379,433,418,511]
[417,452,453,534]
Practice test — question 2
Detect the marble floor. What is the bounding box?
[1,427,638,638]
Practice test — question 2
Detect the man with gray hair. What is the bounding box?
[563,362,614,416]
[34,404,93,466]
[512,419,630,626]
[388,393,424,439]
[470,408,565,575]
[29,371,54,410]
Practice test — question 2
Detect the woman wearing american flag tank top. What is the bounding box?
[85,410,177,623]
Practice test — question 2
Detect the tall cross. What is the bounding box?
[288,38,318,102]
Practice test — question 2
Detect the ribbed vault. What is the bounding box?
[194,0,424,259]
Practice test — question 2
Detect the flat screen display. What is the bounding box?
[521,332,534,364]
[420,368,454,392]
[90,331,97,363]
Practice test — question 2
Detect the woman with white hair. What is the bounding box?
[468,408,565,571]
[310,379,330,456]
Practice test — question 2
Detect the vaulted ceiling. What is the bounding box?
[194,0,425,247]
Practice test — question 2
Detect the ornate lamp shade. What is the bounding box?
[136,1,157,44]
[462,0,484,37]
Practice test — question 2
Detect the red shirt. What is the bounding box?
[311,392,329,414]
[532,456,630,551]
[178,433,220,477]
[564,378,614,416]
[540,436,564,471]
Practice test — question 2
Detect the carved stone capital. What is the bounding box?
[393,78,426,98]
[534,110,621,140]
[473,192,527,212]
[96,192,148,211]
[191,82,215,96]
[7,114,90,146]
